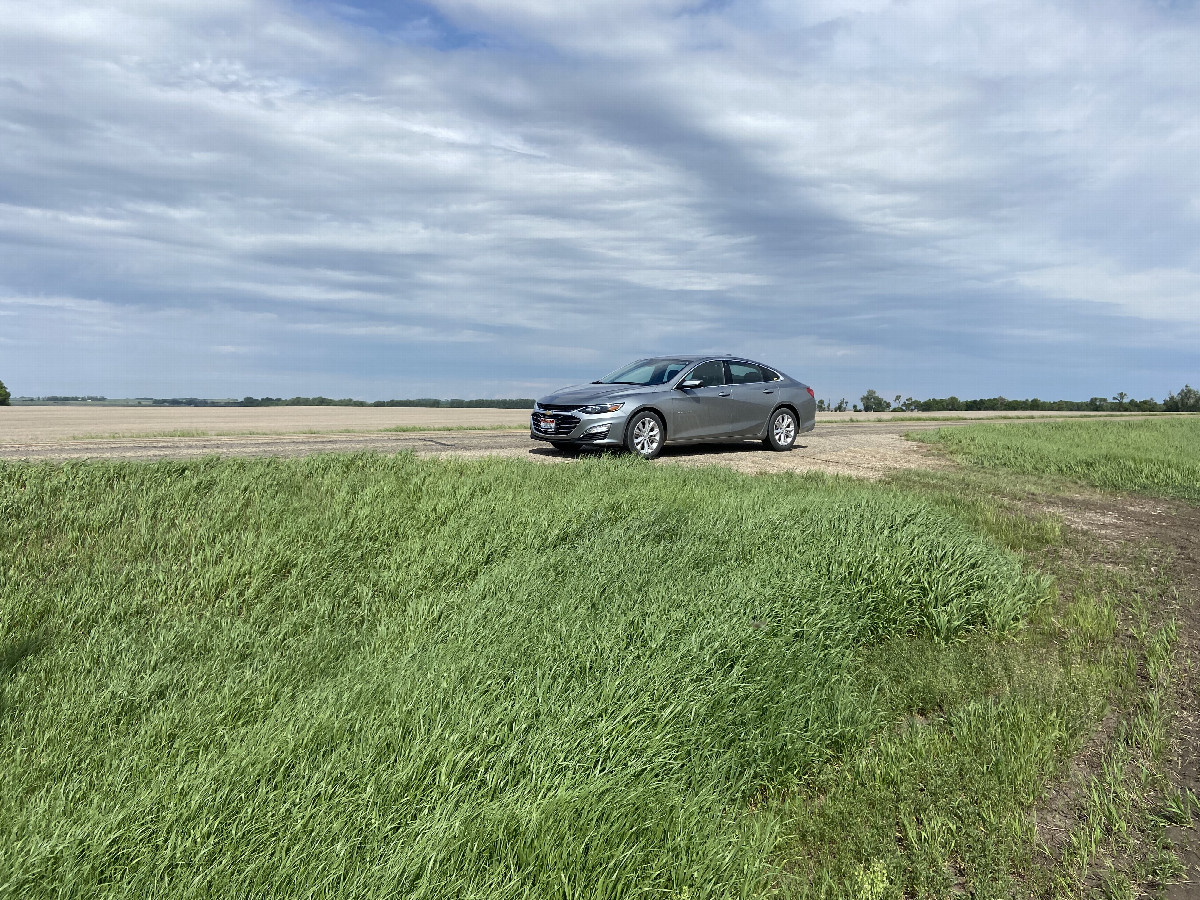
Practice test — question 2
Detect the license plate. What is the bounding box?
[537,417,555,431]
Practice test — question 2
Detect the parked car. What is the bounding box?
[530,355,816,459]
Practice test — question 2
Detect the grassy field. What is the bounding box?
[0,451,1179,897]
[912,416,1200,501]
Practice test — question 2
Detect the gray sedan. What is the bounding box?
[530,355,816,459]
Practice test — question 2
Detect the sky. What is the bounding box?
[1,0,1198,403]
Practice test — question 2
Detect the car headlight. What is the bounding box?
[579,402,624,414]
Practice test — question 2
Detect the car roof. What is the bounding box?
[648,354,771,364]
[642,354,725,362]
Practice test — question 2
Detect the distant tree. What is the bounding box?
[852,404,861,412]
[1164,385,1200,413]
[893,394,903,411]
[816,399,826,412]
[1113,391,1129,411]
[0,378,8,405]
[835,398,848,412]
[860,389,890,412]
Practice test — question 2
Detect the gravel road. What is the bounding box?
[0,421,969,479]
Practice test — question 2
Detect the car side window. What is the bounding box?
[760,367,782,382]
[727,362,764,385]
[687,360,725,388]
[660,363,686,383]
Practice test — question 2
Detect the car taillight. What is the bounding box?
[806,387,815,398]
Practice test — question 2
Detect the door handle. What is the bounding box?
[762,389,774,394]
[718,391,731,397]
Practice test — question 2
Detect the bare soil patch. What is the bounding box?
[653,431,955,478]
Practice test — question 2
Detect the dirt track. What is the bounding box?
[0,420,968,479]
[0,405,1134,442]
[0,408,1161,479]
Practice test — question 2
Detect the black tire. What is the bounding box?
[764,408,798,451]
[625,411,665,460]
[550,441,579,455]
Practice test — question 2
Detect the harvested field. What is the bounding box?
[0,405,533,442]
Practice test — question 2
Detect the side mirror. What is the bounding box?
[679,379,703,390]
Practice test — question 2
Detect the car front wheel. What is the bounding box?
[764,408,797,451]
[625,411,665,460]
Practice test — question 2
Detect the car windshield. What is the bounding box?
[597,358,691,386]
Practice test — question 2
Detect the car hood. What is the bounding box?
[537,383,656,406]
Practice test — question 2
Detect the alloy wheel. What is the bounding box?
[632,417,662,456]
[772,412,796,447]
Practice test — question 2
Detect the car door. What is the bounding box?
[671,359,735,440]
[725,361,777,434]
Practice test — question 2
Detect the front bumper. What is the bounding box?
[529,408,627,446]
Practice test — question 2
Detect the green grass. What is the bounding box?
[0,454,1059,899]
[911,417,1200,501]
[827,412,1157,423]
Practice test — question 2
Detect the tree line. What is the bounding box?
[5,378,1197,413]
[0,390,534,408]
[818,385,1200,414]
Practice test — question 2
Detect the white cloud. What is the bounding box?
[1020,263,1200,324]
[0,293,116,315]
[0,0,1197,399]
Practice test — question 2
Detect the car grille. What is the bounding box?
[536,403,583,412]
[531,413,580,436]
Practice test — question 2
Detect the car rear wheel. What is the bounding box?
[625,411,665,460]
[764,408,797,451]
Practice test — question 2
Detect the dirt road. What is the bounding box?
[2,408,1165,478]
[0,405,1127,443]
[0,421,968,479]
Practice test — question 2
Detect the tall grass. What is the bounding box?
[0,455,1048,898]
[912,417,1200,501]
